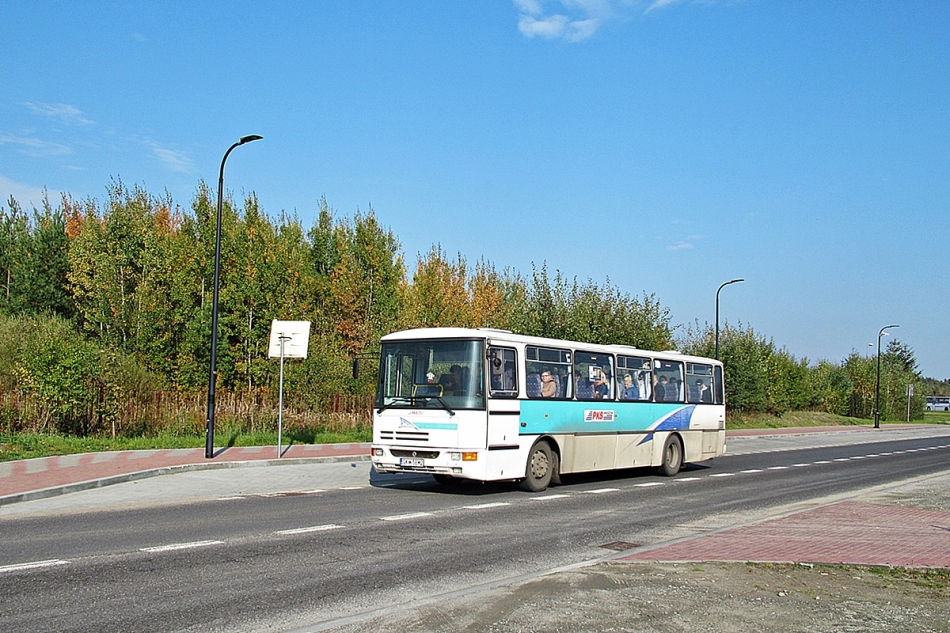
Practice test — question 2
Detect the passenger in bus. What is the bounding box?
[667,377,683,401]
[637,371,650,401]
[691,379,711,403]
[653,376,667,402]
[540,371,557,398]
[592,369,610,399]
[440,365,462,393]
[621,374,639,400]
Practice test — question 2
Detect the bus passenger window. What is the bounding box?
[617,356,651,401]
[489,347,518,398]
[525,345,572,399]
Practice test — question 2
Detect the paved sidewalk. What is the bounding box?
[0,442,371,505]
[620,498,950,567]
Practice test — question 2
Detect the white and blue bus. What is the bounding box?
[370,328,726,491]
[926,396,950,411]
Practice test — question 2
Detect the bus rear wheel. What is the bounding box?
[520,441,554,492]
[657,435,683,477]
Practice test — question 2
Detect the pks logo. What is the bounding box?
[398,418,419,430]
[584,410,616,422]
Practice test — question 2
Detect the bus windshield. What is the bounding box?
[375,339,485,410]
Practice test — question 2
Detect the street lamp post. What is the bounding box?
[206,135,263,459]
[715,278,744,360]
[874,324,899,429]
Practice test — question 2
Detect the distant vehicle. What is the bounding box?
[369,327,726,492]
[926,396,950,411]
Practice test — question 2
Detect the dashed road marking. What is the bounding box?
[529,494,571,500]
[381,512,433,521]
[276,524,343,535]
[463,502,511,509]
[140,540,223,553]
[583,488,621,494]
[0,559,68,574]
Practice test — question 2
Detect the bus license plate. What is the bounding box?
[399,458,424,467]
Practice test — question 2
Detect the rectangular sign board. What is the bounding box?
[268,320,311,359]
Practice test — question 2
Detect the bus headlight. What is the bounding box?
[449,452,461,461]
[372,448,384,457]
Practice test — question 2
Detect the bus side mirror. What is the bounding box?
[352,358,360,380]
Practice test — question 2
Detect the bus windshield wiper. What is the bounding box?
[432,397,456,416]
[376,397,412,414]
[376,396,455,416]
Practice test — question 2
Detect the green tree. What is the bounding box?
[0,196,30,314]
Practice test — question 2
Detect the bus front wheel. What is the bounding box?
[657,435,683,477]
[520,441,554,492]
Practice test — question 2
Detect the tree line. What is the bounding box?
[0,183,942,437]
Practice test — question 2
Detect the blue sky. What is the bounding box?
[2,1,948,378]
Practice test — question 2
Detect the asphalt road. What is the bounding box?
[1,430,949,632]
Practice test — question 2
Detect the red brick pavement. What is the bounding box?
[0,443,370,499]
[620,501,950,568]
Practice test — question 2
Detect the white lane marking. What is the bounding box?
[583,488,621,494]
[340,486,364,490]
[865,454,880,458]
[140,540,223,553]
[791,463,810,467]
[833,458,851,462]
[709,473,736,478]
[851,456,866,459]
[529,494,571,501]
[463,502,511,509]
[0,559,68,574]
[740,469,764,473]
[302,489,326,494]
[674,477,701,482]
[813,460,832,464]
[767,466,789,470]
[634,482,665,488]
[276,524,343,535]
[380,512,432,521]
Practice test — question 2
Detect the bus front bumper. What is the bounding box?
[371,445,480,477]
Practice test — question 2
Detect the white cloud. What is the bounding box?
[515,0,610,42]
[146,141,194,173]
[515,0,712,41]
[0,175,60,209]
[23,102,95,126]
[0,134,73,158]
[645,0,686,13]
[667,234,705,251]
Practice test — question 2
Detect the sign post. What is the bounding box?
[268,320,310,457]
[907,384,914,423]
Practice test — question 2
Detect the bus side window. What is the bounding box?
[713,366,724,405]
[489,347,518,398]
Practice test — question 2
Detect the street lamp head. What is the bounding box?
[879,324,900,338]
[239,134,263,144]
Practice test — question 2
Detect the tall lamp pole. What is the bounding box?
[206,134,263,459]
[874,324,899,429]
[715,278,744,360]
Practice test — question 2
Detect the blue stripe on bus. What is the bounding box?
[518,401,696,437]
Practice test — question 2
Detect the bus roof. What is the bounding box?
[379,327,721,366]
